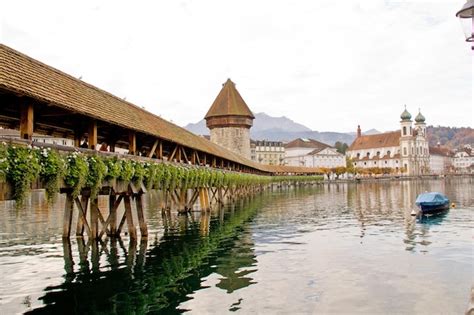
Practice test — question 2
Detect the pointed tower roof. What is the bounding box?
[400,105,412,121]
[415,109,426,123]
[205,79,255,119]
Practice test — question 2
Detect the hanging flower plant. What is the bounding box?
[118,159,135,182]
[64,152,89,198]
[38,148,65,203]
[104,157,122,181]
[0,143,9,182]
[86,155,107,198]
[6,146,41,206]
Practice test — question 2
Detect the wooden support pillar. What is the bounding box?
[108,194,117,236]
[135,194,148,237]
[76,194,90,236]
[177,146,182,162]
[128,131,136,155]
[62,194,74,238]
[20,103,34,140]
[159,141,163,159]
[90,198,99,239]
[88,120,97,150]
[124,195,137,239]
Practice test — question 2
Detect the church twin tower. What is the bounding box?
[204,79,254,159]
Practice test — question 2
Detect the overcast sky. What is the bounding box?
[0,0,472,133]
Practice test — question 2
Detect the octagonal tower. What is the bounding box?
[205,79,254,159]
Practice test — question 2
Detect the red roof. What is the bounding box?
[348,131,400,150]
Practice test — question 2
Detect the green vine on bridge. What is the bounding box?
[0,143,323,206]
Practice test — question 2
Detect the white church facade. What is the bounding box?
[346,108,430,176]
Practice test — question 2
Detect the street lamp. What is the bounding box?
[456,0,474,45]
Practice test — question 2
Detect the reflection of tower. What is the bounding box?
[205,79,255,159]
[215,233,257,293]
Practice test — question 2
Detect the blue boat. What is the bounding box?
[415,192,450,215]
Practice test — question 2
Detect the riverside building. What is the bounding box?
[346,107,430,176]
[284,138,345,168]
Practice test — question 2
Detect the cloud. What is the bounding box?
[0,0,471,132]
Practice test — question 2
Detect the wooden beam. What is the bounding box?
[159,141,163,159]
[169,145,178,161]
[148,139,159,158]
[181,147,188,163]
[20,103,34,140]
[88,120,97,150]
[128,131,136,155]
[177,145,182,162]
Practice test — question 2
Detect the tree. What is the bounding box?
[346,157,355,174]
[332,166,346,179]
[335,141,349,154]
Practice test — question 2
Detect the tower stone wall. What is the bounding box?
[210,127,251,159]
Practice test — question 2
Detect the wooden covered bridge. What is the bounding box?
[0,44,322,240]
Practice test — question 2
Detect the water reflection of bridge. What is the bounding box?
[27,198,260,314]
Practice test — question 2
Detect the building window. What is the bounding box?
[387,150,391,156]
[403,147,407,156]
[403,126,407,136]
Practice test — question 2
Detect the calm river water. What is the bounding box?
[0,178,472,314]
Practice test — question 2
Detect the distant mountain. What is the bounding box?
[184,112,355,145]
[427,126,474,149]
[184,112,312,136]
[184,113,473,148]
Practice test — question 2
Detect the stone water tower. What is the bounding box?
[205,79,254,159]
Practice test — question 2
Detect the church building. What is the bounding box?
[346,107,430,176]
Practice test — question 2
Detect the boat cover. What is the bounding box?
[415,192,449,205]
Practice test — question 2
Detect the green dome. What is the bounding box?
[415,111,425,123]
[400,107,412,120]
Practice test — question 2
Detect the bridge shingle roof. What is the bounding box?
[0,44,320,175]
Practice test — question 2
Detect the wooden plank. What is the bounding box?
[148,139,159,158]
[88,120,97,150]
[62,194,74,238]
[135,194,148,237]
[20,103,34,140]
[124,195,137,239]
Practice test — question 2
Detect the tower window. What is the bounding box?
[403,126,407,136]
